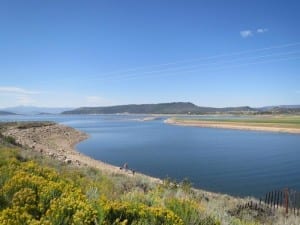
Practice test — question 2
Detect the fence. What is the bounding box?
[260,188,300,215]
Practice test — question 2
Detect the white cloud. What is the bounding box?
[0,86,39,107]
[240,30,253,38]
[16,95,36,105]
[0,87,114,108]
[257,28,268,33]
[0,86,39,95]
[240,28,268,38]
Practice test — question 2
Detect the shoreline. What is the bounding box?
[1,121,237,200]
[3,122,280,224]
[1,122,161,183]
[165,118,300,134]
[2,121,274,214]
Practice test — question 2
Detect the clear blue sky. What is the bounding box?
[0,0,299,108]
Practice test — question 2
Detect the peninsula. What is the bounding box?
[165,116,300,134]
[0,121,160,181]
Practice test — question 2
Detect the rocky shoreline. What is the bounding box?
[1,122,161,183]
[2,121,300,224]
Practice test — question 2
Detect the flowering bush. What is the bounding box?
[41,189,97,225]
[101,200,183,225]
[165,198,220,225]
[0,147,221,225]
[0,149,97,225]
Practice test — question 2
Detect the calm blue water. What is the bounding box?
[1,114,300,198]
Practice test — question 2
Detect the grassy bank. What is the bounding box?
[0,143,220,225]
[0,125,299,224]
[193,115,300,128]
[166,115,300,134]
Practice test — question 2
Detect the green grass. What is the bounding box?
[173,115,300,129]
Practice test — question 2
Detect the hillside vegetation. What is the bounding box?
[170,115,300,129]
[0,111,16,115]
[61,102,256,115]
[0,146,220,224]
[0,135,299,225]
[61,102,300,115]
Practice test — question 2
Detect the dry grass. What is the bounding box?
[166,115,300,134]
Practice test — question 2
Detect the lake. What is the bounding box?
[1,114,300,198]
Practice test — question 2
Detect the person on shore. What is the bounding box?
[120,163,135,175]
[123,162,128,171]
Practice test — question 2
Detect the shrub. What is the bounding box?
[165,198,220,225]
[0,157,97,225]
[41,189,97,225]
[0,206,38,225]
[180,178,193,194]
[101,200,183,225]
[3,136,18,146]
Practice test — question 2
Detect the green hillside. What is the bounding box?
[62,102,300,115]
[0,111,16,115]
[62,102,256,115]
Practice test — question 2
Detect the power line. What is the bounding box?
[104,56,300,82]
[93,51,300,81]
[95,41,300,78]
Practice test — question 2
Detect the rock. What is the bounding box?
[65,158,72,164]
[75,160,81,166]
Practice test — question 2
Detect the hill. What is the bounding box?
[62,102,257,114]
[0,111,16,115]
[258,105,300,114]
[1,106,73,115]
[261,105,300,110]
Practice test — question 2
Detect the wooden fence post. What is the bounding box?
[284,188,289,215]
[271,191,274,207]
[259,188,300,216]
[276,191,280,208]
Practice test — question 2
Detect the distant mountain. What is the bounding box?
[259,105,300,110]
[0,111,16,115]
[277,105,300,109]
[63,102,198,114]
[62,102,257,115]
[1,106,74,115]
[3,103,298,116]
[258,105,300,113]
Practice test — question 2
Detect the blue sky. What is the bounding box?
[0,0,300,108]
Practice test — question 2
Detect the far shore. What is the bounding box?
[165,118,300,134]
